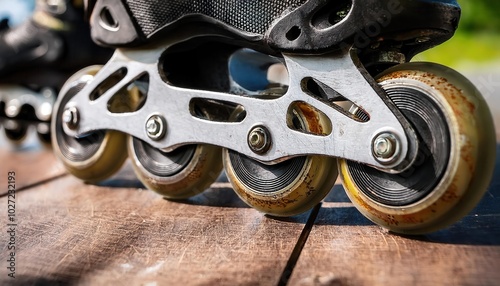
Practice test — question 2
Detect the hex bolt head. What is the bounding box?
[145,114,166,140]
[374,137,394,158]
[372,132,400,164]
[62,107,79,130]
[248,126,271,154]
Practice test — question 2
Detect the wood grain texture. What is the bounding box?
[0,147,65,195]
[0,165,310,285]
[289,223,500,286]
[288,146,500,286]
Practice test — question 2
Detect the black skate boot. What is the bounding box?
[52,0,495,235]
[0,0,112,145]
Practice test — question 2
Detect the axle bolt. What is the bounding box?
[248,126,271,154]
[372,132,399,163]
[62,107,79,130]
[146,114,166,140]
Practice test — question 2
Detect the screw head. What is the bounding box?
[62,107,79,130]
[145,114,166,140]
[248,126,271,154]
[372,132,400,163]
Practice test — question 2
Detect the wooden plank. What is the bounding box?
[289,223,500,285]
[0,146,66,195]
[0,166,310,285]
[288,148,500,286]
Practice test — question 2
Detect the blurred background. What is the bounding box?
[416,0,500,70]
[414,0,500,138]
[0,0,35,27]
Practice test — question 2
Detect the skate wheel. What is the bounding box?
[223,102,338,217]
[128,138,223,199]
[339,62,496,234]
[3,120,28,144]
[51,66,127,182]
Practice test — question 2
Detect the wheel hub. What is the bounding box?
[132,138,195,177]
[348,83,450,206]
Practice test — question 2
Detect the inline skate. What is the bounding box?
[52,0,496,234]
[0,0,112,145]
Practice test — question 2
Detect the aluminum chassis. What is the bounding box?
[59,31,419,171]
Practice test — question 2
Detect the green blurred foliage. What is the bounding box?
[415,0,500,69]
[458,0,500,32]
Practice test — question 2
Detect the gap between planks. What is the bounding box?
[278,203,322,286]
[0,173,69,198]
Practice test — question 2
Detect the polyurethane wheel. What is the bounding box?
[339,62,496,235]
[128,138,223,199]
[223,102,338,217]
[51,66,128,183]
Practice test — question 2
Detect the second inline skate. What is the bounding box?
[0,0,112,145]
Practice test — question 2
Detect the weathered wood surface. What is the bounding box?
[1,142,499,285]
[0,142,65,196]
[289,167,500,286]
[0,162,310,285]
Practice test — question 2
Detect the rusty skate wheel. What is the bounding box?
[223,102,338,217]
[339,62,496,234]
[128,90,224,199]
[128,138,223,199]
[51,66,127,182]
